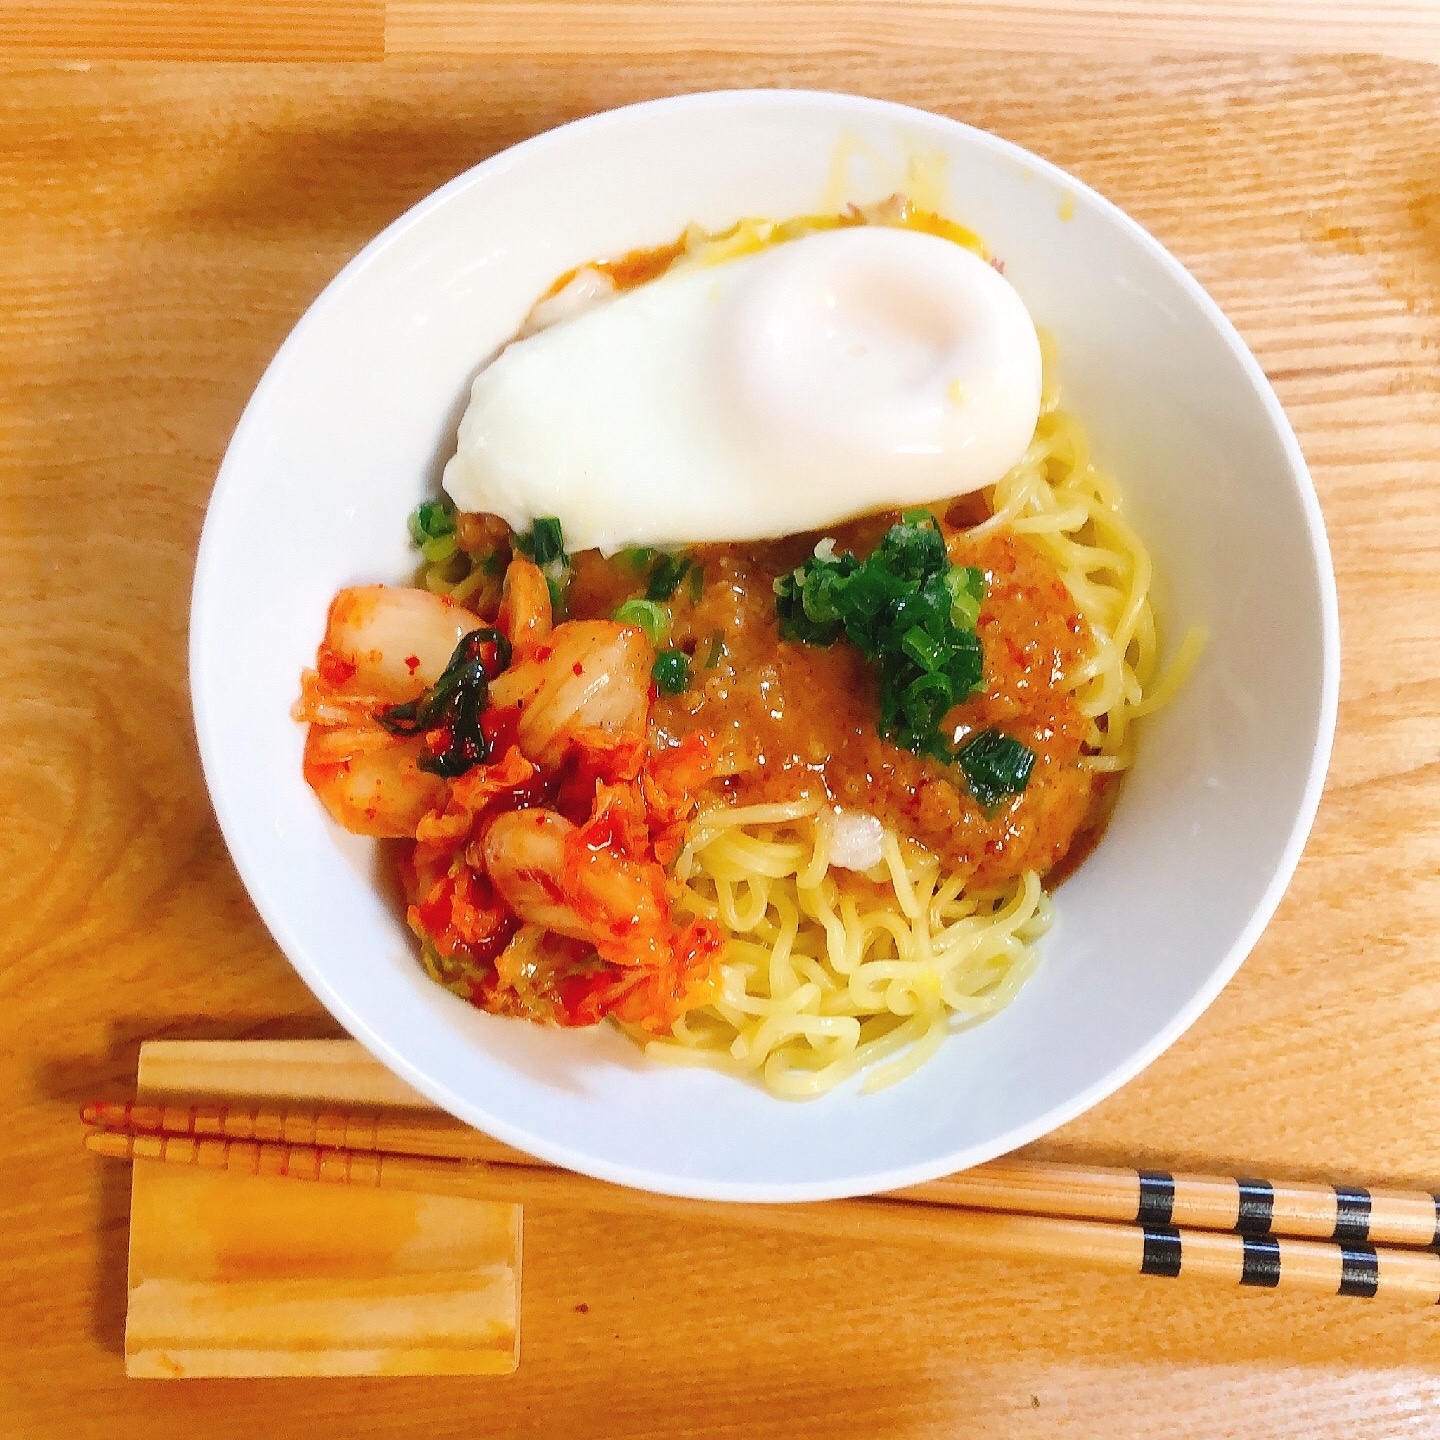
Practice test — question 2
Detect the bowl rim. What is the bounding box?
[191,87,1341,1201]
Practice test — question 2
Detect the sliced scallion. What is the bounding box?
[651,647,690,695]
[613,598,670,646]
[955,728,1036,809]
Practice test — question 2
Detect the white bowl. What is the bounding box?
[191,90,1339,1202]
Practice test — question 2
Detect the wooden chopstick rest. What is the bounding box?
[106,1056,522,1379]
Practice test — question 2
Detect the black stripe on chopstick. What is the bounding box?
[1140,1225,1182,1277]
[1332,1187,1371,1243]
[1235,1178,1274,1236]
[1240,1236,1282,1288]
[1134,1231,1392,1298]
[1136,1170,1174,1226]
[1338,1244,1379,1299]
[1130,1229,1434,1300]
[1432,1195,1440,1249]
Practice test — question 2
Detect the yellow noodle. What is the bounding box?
[1128,622,1208,719]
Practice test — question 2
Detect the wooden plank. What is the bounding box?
[125,1040,520,1377]
[135,1039,431,1109]
[385,0,1440,64]
[2,51,1439,1438]
[0,0,382,61]
[7,1,1438,66]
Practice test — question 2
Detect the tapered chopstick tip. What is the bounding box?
[80,1099,132,1128]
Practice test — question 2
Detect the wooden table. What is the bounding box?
[4,7,1440,1436]
[4,1,1440,64]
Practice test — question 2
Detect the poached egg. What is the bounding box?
[443,225,1042,553]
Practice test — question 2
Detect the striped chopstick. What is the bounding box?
[895,1162,1440,1249]
[83,1098,1440,1247]
[85,1116,1440,1307]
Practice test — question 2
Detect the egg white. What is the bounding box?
[443,226,1042,553]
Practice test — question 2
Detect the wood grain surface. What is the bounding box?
[0,1,384,61]
[385,0,1440,64]
[3,49,1440,1439]
[5,1,1440,64]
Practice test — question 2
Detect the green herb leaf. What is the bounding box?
[651,647,690,695]
[687,563,705,604]
[955,728,1036,809]
[646,553,692,602]
[703,631,726,668]
[613,598,671,646]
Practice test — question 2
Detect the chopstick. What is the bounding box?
[84,1098,1440,1246]
[85,1106,1440,1306]
[82,1098,533,1165]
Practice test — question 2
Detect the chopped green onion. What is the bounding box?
[651,647,690,695]
[773,513,985,761]
[482,550,506,577]
[514,516,566,567]
[944,564,986,628]
[408,497,457,548]
[956,728,1036,809]
[513,518,571,613]
[687,563,705,604]
[646,553,693,602]
[877,512,948,581]
[410,498,458,561]
[422,549,470,595]
[703,631,726,668]
[617,546,657,574]
[545,574,568,619]
[613,598,670,646]
[901,626,946,672]
[773,554,856,646]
